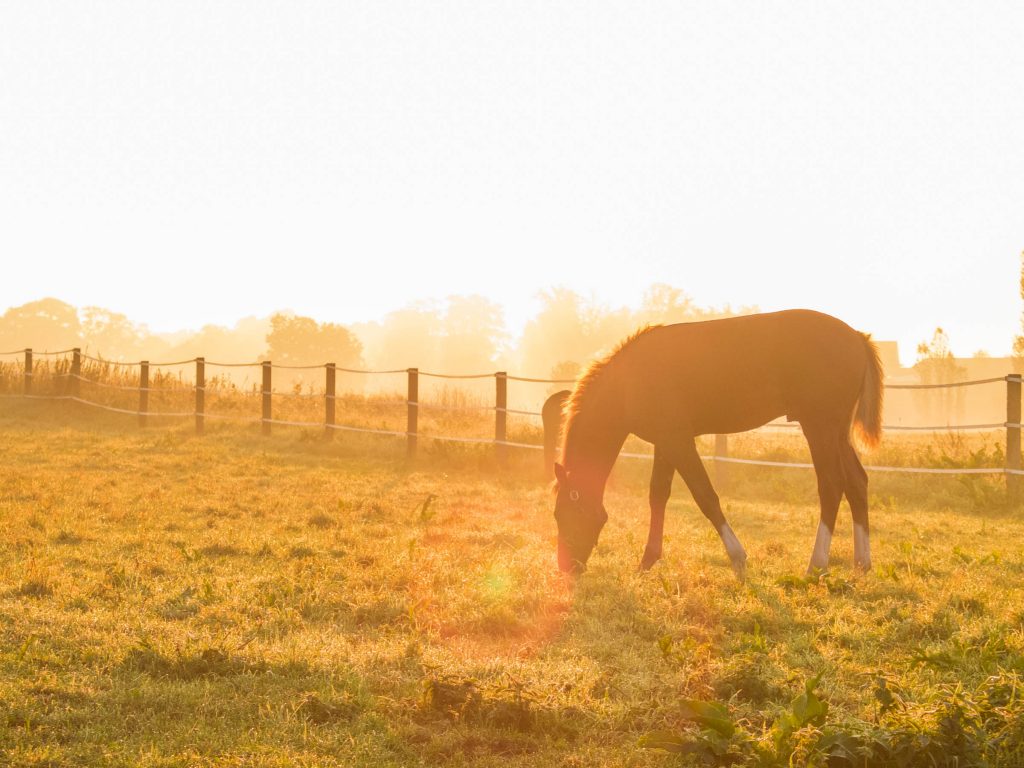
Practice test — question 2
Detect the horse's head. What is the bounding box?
[552,462,608,574]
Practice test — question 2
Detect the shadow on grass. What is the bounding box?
[121,641,309,681]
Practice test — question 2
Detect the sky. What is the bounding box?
[2,2,1023,366]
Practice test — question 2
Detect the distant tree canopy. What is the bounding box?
[0,285,752,378]
[635,284,699,325]
[0,299,163,362]
[264,313,363,367]
[440,295,508,375]
[0,298,271,364]
[360,302,443,371]
[168,317,270,364]
[354,295,508,374]
[518,288,615,380]
[517,284,752,380]
[915,327,966,384]
[79,306,152,361]
[0,298,82,353]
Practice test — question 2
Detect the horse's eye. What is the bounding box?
[569,489,580,502]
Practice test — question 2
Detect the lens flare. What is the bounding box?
[481,564,512,600]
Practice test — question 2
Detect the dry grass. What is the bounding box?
[2,401,1024,766]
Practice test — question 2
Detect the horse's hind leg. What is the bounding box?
[803,424,846,574]
[840,439,871,571]
[641,447,674,570]
[672,438,747,579]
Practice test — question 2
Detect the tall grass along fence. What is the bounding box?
[2,347,1023,497]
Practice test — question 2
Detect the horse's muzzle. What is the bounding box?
[557,538,586,574]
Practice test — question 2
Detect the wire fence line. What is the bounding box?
[2,346,1019,386]
[0,387,1018,475]
[758,420,1011,433]
[1,384,1009,433]
[8,368,1013,431]
[0,393,194,418]
[0,348,77,356]
[2,346,1023,483]
[13,372,1009,432]
[78,352,198,367]
[886,376,1009,390]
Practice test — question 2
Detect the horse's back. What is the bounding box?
[621,310,869,436]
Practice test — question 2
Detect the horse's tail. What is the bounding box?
[852,333,884,449]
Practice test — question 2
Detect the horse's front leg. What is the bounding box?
[673,438,747,579]
[640,447,674,570]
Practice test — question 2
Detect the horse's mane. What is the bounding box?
[561,325,661,455]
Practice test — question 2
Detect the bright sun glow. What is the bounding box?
[2,3,1023,363]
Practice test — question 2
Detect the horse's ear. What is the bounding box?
[553,462,567,485]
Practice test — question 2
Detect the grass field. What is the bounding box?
[4,402,1024,766]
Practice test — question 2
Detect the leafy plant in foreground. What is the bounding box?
[642,671,1024,767]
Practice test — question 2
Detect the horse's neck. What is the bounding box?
[565,399,627,493]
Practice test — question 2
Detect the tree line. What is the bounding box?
[0,287,751,380]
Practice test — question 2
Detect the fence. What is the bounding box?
[1,347,1022,495]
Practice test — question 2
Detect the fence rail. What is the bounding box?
[1,347,1021,491]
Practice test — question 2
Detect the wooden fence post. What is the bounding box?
[195,357,205,434]
[262,362,272,435]
[325,363,336,438]
[1007,374,1021,502]
[70,348,81,397]
[714,434,729,493]
[407,368,418,462]
[138,361,149,428]
[24,349,32,396]
[495,371,508,465]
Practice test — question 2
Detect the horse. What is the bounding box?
[551,309,883,577]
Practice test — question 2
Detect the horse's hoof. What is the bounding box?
[639,549,661,571]
[731,558,747,581]
[806,556,830,576]
[805,564,829,579]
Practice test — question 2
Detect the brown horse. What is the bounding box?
[552,309,883,577]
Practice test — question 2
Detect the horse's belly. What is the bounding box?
[692,408,785,436]
[630,404,784,442]
[626,376,787,440]
[689,385,787,435]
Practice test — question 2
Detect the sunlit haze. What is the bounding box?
[3,3,1023,365]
